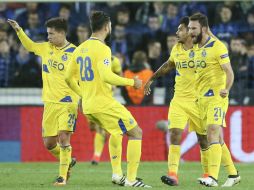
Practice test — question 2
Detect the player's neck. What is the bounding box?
[55,39,68,48]
[183,37,193,50]
[91,32,105,44]
[198,34,209,48]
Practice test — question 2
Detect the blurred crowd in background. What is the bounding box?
[0,1,254,105]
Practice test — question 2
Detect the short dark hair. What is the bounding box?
[89,11,110,32]
[45,17,68,33]
[179,16,189,28]
[148,14,159,19]
[60,3,72,11]
[189,12,209,27]
[118,6,130,14]
[148,39,160,47]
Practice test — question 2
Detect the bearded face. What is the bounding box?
[105,30,111,45]
[188,20,203,44]
[105,21,112,45]
[193,29,202,44]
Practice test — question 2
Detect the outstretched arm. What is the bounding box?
[7,19,44,54]
[144,60,175,95]
[97,48,142,89]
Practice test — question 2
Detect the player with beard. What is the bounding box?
[144,17,210,186]
[65,11,151,188]
[188,13,241,187]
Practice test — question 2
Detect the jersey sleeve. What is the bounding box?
[111,56,122,75]
[17,28,46,56]
[215,41,230,65]
[97,46,134,86]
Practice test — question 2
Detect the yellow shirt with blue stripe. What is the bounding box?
[17,29,79,104]
[169,43,196,101]
[193,37,230,99]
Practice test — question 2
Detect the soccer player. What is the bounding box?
[8,18,79,186]
[144,17,209,186]
[188,13,241,187]
[65,11,151,188]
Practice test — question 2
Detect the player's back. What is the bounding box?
[75,37,117,114]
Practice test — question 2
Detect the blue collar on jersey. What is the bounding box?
[199,36,211,48]
[59,42,71,50]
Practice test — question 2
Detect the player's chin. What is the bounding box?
[192,37,197,43]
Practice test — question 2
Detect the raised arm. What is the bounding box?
[144,59,175,95]
[7,19,43,54]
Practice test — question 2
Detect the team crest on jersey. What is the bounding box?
[62,54,68,61]
[202,49,207,57]
[189,50,195,58]
[104,58,109,66]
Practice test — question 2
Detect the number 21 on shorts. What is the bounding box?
[214,107,223,121]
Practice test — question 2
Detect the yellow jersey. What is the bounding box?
[169,43,196,101]
[67,37,134,114]
[193,37,230,98]
[17,29,79,104]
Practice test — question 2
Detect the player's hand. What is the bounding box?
[7,19,21,32]
[220,89,228,98]
[133,76,142,89]
[144,79,153,95]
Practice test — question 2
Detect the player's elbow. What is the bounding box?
[100,74,109,83]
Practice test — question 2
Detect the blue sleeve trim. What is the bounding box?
[118,119,127,134]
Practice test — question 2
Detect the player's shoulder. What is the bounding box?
[98,41,111,51]
[62,43,76,54]
[169,43,180,56]
[172,43,181,51]
[211,37,227,49]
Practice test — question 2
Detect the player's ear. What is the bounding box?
[202,26,208,34]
